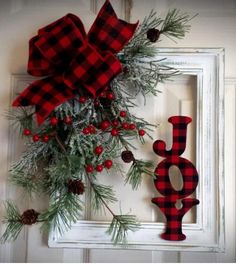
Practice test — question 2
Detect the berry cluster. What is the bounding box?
[98,90,115,100]
[86,159,113,173]
[92,89,116,107]
[99,110,146,137]
[50,116,73,126]
[23,128,50,143]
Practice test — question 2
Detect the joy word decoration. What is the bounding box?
[12,0,138,125]
[152,116,199,241]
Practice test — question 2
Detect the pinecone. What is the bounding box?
[21,209,39,225]
[147,28,160,42]
[67,179,85,195]
[121,150,135,163]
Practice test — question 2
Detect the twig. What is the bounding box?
[55,134,67,153]
[86,174,115,217]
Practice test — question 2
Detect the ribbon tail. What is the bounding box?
[12,75,75,125]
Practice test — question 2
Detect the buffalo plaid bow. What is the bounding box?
[12,0,138,125]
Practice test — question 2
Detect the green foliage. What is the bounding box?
[0,202,23,242]
[126,160,155,190]
[160,9,197,41]
[10,141,52,173]
[117,10,184,102]
[90,182,118,214]
[10,170,39,196]
[42,154,84,195]
[106,214,140,245]
[39,193,83,236]
[6,107,34,134]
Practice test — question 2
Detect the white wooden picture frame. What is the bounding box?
[10,48,225,252]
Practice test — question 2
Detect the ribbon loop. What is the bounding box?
[35,15,85,65]
[64,45,122,97]
[88,0,138,54]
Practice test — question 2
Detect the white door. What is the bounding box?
[0,0,235,263]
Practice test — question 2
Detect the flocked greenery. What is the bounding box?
[1,8,194,244]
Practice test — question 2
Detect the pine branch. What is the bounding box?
[90,182,118,214]
[10,170,38,196]
[126,160,155,190]
[10,141,53,173]
[5,107,34,133]
[39,193,83,236]
[160,9,197,41]
[87,174,140,244]
[0,201,23,243]
[106,214,140,245]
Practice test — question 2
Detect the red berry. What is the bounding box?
[99,91,106,98]
[120,111,127,118]
[112,120,119,127]
[96,165,104,172]
[94,99,100,107]
[94,146,103,155]
[32,134,40,142]
[79,96,86,104]
[129,124,136,130]
[111,128,119,136]
[106,92,115,100]
[101,120,110,131]
[42,135,49,143]
[86,165,94,173]
[104,160,113,169]
[64,116,73,125]
[88,125,96,134]
[83,127,90,135]
[23,128,32,136]
[50,117,58,126]
[122,122,130,130]
[139,129,146,136]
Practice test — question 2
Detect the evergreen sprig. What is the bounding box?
[39,193,83,236]
[126,160,155,190]
[90,182,118,214]
[0,202,23,242]
[5,107,34,133]
[10,170,39,196]
[160,9,196,41]
[106,214,140,245]
[87,175,139,244]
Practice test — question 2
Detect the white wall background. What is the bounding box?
[0,0,235,263]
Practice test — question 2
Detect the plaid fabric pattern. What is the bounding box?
[64,44,121,94]
[12,0,138,125]
[88,0,138,54]
[17,75,75,124]
[153,116,192,157]
[152,197,199,241]
[152,116,199,241]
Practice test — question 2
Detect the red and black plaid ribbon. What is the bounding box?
[12,0,138,125]
[152,116,199,241]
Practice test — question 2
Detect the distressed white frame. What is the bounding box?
[46,48,224,252]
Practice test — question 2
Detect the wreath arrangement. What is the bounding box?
[1,0,194,244]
